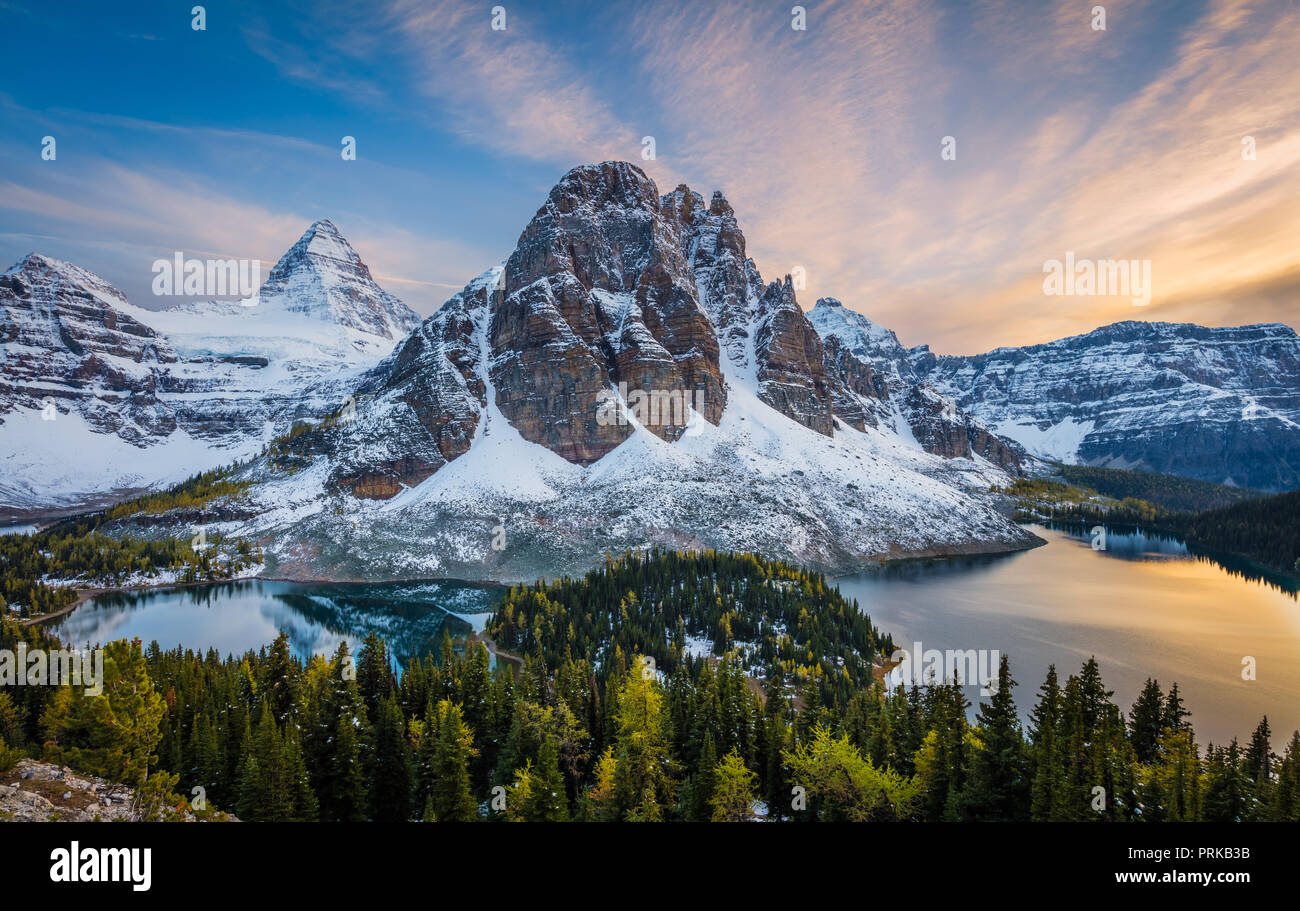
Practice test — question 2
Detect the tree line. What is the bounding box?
[1,524,261,620]
[3,550,1296,822]
[1006,474,1299,579]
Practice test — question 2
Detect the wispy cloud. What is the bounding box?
[5,0,1296,351]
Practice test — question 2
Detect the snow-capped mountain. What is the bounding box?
[912,321,1300,491]
[0,223,420,517]
[249,218,420,341]
[130,162,1035,582]
[808,298,1027,469]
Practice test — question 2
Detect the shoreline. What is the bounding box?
[16,533,1049,628]
[18,575,265,628]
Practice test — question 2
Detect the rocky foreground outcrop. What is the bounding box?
[0,759,234,822]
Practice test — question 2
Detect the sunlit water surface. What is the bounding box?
[835,525,1300,745]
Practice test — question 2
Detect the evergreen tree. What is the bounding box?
[1202,740,1248,822]
[40,638,166,786]
[1028,665,1066,822]
[1163,682,1191,733]
[236,703,317,822]
[368,695,413,822]
[687,730,718,822]
[1272,731,1300,822]
[709,748,758,822]
[612,665,674,821]
[431,700,478,822]
[1128,678,1165,764]
[328,710,369,822]
[963,655,1028,821]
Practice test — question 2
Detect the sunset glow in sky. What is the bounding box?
[1,0,1296,354]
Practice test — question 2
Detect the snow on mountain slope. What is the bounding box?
[194,278,1030,583]
[807,298,1029,472]
[808,297,919,388]
[0,223,419,517]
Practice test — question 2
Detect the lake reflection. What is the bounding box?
[52,579,503,668]
[836,525,1300,747]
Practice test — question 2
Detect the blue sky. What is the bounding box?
[2,0,1296,353]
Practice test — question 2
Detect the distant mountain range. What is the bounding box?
[810,301,1300,492]
[3,161,1296,579]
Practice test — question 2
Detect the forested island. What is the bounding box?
[3,550,1296,822]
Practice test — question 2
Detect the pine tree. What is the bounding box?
[263,632,300,727]
[531,736,569,821]
[688,730,718,822]
[1028,666,1066,822]
[1146,727,1200,822]
[368,695,413,822]
[1272,731,1300,821]
[329,710,368,822]
[612,665,673,821]
[1244,717,1272,785]
[237,703,317,821]
[1163,682,1191,733]
[1128,678,1164,764]
[709,748,758,822]
[40,638,165,786]
[581,746,619,821]
[431,700,478,822]
[963,655,1028,821]
[1202,740,1248,822]
[356,631,393,720]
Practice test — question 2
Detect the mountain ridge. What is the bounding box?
[0,222,419,517]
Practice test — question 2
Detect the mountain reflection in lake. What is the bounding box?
[836,525,1300,747]
[52,579,503,669]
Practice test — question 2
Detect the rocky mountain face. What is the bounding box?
[0,254,178,441]
[0,224,420,516]
[664,184,839,436]
[293,162,1023,505]
[492,163,726,462]
[16,159,1291,582]
[914,321,1300,491]
[323,269,496,499]
[808,298,1025,472]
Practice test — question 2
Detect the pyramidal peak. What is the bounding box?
[254,218,421,341]
[271,218,359,276]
